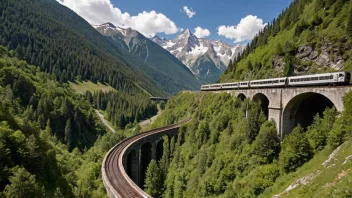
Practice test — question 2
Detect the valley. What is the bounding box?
[0,0,352,197]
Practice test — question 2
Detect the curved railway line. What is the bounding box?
[102,117,191,198]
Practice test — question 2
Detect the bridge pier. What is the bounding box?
[268,107,283,139]
[229,86,351,139]
[122,130,179,188]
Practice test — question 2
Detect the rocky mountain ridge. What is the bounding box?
[152,29,245,82]
[93,23,203,94]
[273,40,346,75]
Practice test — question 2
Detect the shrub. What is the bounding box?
[253,121,281,163]
[279,125,313,172]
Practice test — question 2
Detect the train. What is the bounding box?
[200,71,351,91]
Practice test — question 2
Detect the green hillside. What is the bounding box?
[0,0,164,96]
[69,81,116,95]
[138,1,352,197]
[221,0,352,82]
[0,45,158,197]
[145,91,352,198]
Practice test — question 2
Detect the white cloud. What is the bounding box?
[57,0,178,37]
[217,15,267,43]
[194,27,210,38]
[182,6,196,18]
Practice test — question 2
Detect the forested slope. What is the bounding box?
[145,91,352,198]
[0,0,165,96]
[0,45,156,197]
[221,0,352,82]
[95,24,203,94]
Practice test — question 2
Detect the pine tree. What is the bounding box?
[159,136,170,185]
[279,125,313,172]
[347,7,352,37]
[4,167,45,198]
[64,118,72,150]
[248,60,253,71]
[144,160,162,197]
[254,121,281,163]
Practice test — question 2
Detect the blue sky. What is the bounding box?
[59,0,293,45]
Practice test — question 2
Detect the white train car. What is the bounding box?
[201,83,222,91]
[222,82,239,90]
[288,72,351,87]
[250,77,287,88]
[239,81,250,89]
[200,85,211,91]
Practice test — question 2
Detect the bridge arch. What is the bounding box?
[126,149,138,183]
[282,92,335,136]
[156,139,163,162]
[140,142,153,187]
[252,93,269,119]
[237,93,247,101]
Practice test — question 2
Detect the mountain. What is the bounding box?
[94,23,203,94]
[220,0,352,82]
[0,0,186,97]
[151,30,245,82]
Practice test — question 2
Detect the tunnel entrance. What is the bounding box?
[126,150,138,183]
[253,93,269,119]
[283,92,335,136]
[156,139,163,162]
[237,93,247,101]
[140,142,152,188]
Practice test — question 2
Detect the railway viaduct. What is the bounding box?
[102,86,351,198]
[218,86,351,138]
[102,119,189,198]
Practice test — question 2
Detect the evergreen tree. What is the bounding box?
[254,121,281,163]
[347,7,352,37]
[64,118,72,150]
[248,60,253,71]
[4,167,45,198]
[306,108,338,152]
[279,125,313,172]
[159,136,170,186]
[144,160,162,197]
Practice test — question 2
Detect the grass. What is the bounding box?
[69,80,115,94]
[261,139,352,198]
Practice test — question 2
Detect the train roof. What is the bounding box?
[222,82,239,85]
[288,72,346,79]
[250,77,287,82]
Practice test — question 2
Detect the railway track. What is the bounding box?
[102,117,191,198]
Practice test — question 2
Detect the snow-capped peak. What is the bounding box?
[151,35,169,46]
[150,29,245,81]
[102,22,116,28]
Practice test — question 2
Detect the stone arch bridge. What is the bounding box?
[217,86,351,138]
[102,118,190,198]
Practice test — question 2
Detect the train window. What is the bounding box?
[339,74,344,77]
